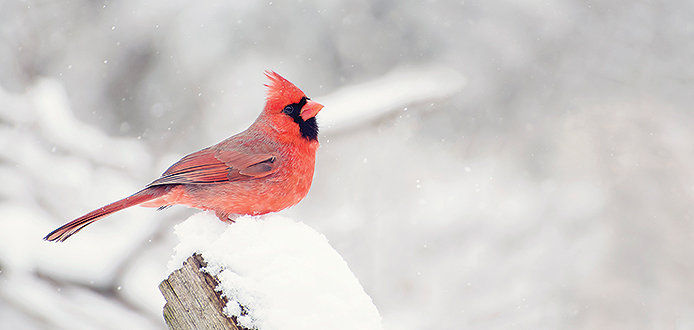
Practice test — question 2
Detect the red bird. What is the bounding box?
[45,72,324,242]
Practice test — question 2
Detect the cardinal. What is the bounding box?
[45,71,324,242]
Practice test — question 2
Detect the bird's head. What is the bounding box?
[260,71,324,141]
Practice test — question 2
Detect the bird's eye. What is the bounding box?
[283,105,293,114]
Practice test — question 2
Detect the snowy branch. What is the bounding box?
[317,65,465,135]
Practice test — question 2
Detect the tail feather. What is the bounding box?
[44,187,168,242]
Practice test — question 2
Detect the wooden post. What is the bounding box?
[159,254,245,330]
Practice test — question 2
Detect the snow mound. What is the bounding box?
[169,212,382,330]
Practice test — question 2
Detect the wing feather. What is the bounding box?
[147,147,279,187]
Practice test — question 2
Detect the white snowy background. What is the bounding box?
[1,0,693,329]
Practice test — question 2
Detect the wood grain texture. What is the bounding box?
[159,254,244,330]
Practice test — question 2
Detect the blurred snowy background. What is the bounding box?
[1,0,693,329]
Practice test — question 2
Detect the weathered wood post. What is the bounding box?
[159,254,245,330]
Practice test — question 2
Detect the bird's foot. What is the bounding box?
[215,211,237,223]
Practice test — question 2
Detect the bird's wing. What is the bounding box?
[147,147,280,186]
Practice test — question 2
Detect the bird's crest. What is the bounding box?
[264,71,306,106]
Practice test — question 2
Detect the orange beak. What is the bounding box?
[300,100,324,121]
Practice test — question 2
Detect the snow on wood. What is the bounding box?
[166,212,382,330]
[317,65,465,134]
[160,254,242,330]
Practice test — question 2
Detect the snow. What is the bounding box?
[28,79,152,173]
[317,65,465,134]
[169,212,382,330]
[0,81,163,286]
[0,269,159,330]
[0,77,172,329]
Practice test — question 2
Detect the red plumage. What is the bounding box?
[45,71,324,242]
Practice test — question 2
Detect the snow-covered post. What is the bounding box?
[159,254,242,329]
[159,212,382,330]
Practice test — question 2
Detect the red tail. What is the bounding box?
[44,187,168,242]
